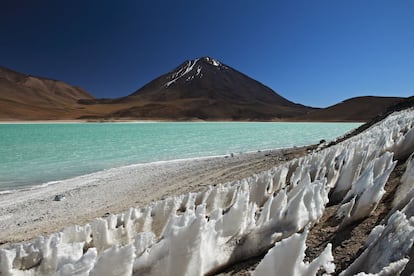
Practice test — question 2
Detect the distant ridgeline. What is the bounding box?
[1,61,411,121]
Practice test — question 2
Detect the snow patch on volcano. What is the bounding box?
[165,58,200,87]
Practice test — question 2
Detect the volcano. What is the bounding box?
[84,57,313,120]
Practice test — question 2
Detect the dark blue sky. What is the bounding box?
[1,1,413,107]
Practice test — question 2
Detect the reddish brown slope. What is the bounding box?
[296,96,405,122]
[0,66,96,120]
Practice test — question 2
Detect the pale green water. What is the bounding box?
[0,122,360,191]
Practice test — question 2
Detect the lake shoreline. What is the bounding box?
[0,145,313,246]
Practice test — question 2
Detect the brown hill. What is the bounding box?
[81,57,314,120]
[296,96,406,122]
[0,66,96,120]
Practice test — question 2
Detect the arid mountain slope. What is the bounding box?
[0,66,95,120]
[296,96,405,122]
[81,57,313,120]
[0,62,410,121]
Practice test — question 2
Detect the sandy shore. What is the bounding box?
[0,146,312,246]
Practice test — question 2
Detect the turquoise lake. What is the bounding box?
[0,122,361,191]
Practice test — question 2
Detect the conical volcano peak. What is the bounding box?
[119,56,315,120]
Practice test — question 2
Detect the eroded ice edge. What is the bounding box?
[1,109,414,276]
